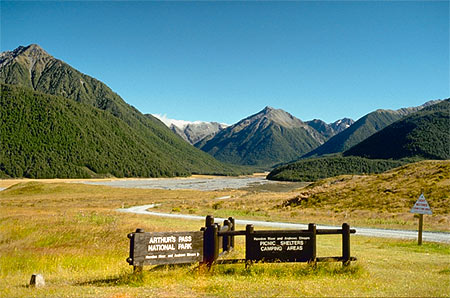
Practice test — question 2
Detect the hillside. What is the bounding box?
[267,155,406,182]
[0,45,173,134]
[196,106,325,168]
[0,84,245,178]
[344,99,450,160]
[268,100,449,182]
[302,101,441,158]
[0,44,128,113]
[280,160,450,215]
[0,44,244,178]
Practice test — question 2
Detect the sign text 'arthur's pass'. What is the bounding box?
[128,231,203,266]
[148,235,195,251]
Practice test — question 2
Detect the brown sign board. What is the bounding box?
[129,231,203,266]
[246,231,313,262]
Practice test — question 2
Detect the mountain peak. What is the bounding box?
[262,106,275,112]
[252,106,305,128]
[20,44,51,59]
[1,44,49,60]
[197,106,324,167]
[151,114,228,145]
[24,44,49,54]
[27,44,43,49]
[0,44,52,71]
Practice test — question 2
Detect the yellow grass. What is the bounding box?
[0,179,449,297]
[2,160,447,232]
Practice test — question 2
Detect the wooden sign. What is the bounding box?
[128,231,203,266]
[246,231,313,262]
[410,194,432,215]
[127,217,356,270]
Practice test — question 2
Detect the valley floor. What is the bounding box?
[0,173,270,189]
[0,166,449,297]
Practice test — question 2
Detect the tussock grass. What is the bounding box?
[286,160,450,214]
[164,160,450,231]
[0,174,449,297]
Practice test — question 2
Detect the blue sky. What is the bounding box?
[1,1,449,124]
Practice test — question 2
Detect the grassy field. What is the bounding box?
[0,173,449,297]
[150,161,450,232]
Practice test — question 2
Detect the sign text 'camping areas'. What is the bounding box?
[246,232,313,262]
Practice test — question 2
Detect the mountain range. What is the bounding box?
[0,44,242,178]
[151,115,228,145]
[157,99,443,170]
[302,100,441,159]
[1,44,447,178]
[344,99,450,160]
[268,99,449,181]
[159,113,354,148]
[193,100,442,168]
[195,106,329,168]
[305,118,354,140]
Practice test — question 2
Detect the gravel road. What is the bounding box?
[117,204,450,244]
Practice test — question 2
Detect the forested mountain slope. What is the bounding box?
[0,84,243,178]
[0,45,242,178]
[268,100,449,182]
[344,99,450,160]
[302,100,440,158]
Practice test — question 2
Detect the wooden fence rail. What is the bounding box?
[128,215,356,271]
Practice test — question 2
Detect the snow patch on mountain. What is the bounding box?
[153,114,228,130]
[153,114,229,145]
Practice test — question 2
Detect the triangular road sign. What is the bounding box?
[410,194,432,215]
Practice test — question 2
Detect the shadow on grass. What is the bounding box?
[215,262,363,278]
[77,262,363,287]
[76,264,193,287]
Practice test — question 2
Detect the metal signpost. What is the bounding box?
[410,193,432,245]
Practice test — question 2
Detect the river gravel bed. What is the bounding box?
[80,177,277,191]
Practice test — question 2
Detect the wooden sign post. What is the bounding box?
[127,229,203,271]
[127,215,356,271]
[410,194,432,245]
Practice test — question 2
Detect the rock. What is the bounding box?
[30,274,45,288]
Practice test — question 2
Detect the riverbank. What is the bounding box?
[0,174,308,193]
[0,173,269,188]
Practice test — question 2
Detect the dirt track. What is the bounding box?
[118,204,450,244]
